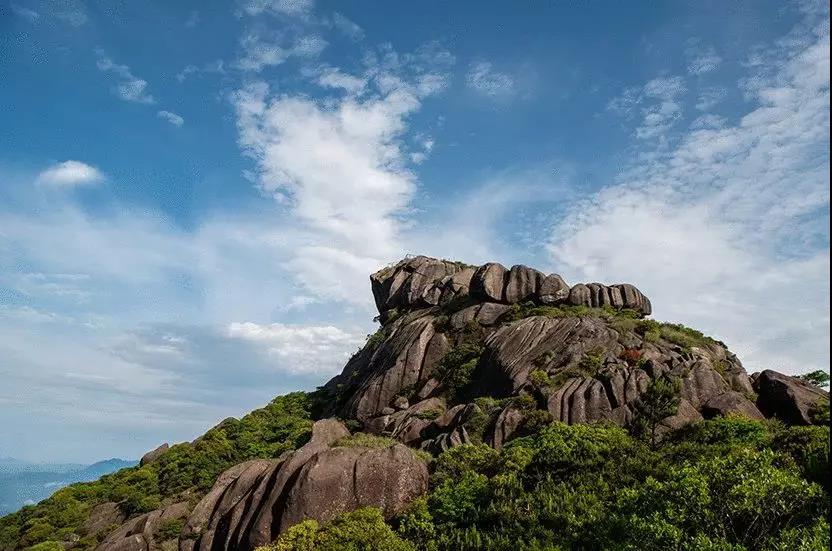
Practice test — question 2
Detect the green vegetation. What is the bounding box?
[155,518,185,542]
[435,343,482,400]
[335,433,396,449]
[618,318,720,351]
[797,370,830,389]
[0,392,314,551]
[415,408,444,421]
[500,302,643,324]
[262,508,413,551]
[365,327,389,350]
[392,419,830,551]
[631,377,682,448]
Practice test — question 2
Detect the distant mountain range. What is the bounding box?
[0,457,136,515]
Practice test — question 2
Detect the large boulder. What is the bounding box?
[470,263,508,302]
[753,370,829,425]
[369,256,474,315]
[139,443,169,467]
[96,502,189,551]
[702,391,765,420]
[278,444,428,531]
[180,419,427,551]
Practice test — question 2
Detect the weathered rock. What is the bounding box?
[278,444,428,532]
[83,502,126,541]
[504,265,545,304]
[702,391,765,420]
[393,396,409,410]
[753,370,829,425]
[476,302,511,325]
[182,419,350,551]
[470,263,508,302]
[139,443,169,467]
[490,407,524,450]
[547,377,613,424]
[476,316,623,397]
[97,502,189,551]
[567,284,591,307]
[659,399,704,433]
[330,311,450,421]
[538,274,570,305]
[369,256,474,314]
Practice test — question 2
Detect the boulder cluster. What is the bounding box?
[96,255,828,551]
[370,256,651,319]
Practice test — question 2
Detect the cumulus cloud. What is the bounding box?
[550,8,830,375]
[35,160,103,186]
[157,110,184,127]
[231,43,453,304]
[466,61,515,98]
[96,53,155,104]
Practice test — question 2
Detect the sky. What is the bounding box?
[0,0,829,463]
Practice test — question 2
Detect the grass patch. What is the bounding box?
[335,433,396,449]
[415,408,444,421]
[500,302,643,324]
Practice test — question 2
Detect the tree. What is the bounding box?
[797,370,830,389]
[631,377,681,448]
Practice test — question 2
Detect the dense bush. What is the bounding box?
[392,419,830,551]
[0,392,314,551]
[263,508,413,551]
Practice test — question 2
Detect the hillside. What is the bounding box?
[1,256,829,551]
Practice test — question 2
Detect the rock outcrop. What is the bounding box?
[139,443,169,467]
[89,255,827,551]
[177,419,427,551]
[753,370,829,425]
[95,502,189,551]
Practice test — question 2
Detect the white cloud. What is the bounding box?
[687,46,723,75]
[176,60,225,82]
[50,0,87,26]
[466,61,515,98]
[242,0,314,17]
[608,76,687,140]
[237,32,327,72]
[231,46,452,304]
[227,322,364,374]
[96,53,155,104]
[695,86,727,111]
[330,12,364,40]
[157,110,184,127]
[550,10,830,375]
[35,160,103,186]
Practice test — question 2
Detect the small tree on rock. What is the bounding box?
[631,376,681,448]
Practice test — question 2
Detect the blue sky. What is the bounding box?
[0,0,829,463]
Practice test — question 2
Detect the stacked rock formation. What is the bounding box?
[94,255,827,551]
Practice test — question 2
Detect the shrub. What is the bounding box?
[527,369,551,388]
[434,342,483,399]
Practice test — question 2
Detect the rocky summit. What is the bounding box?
[2,255,828,551]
